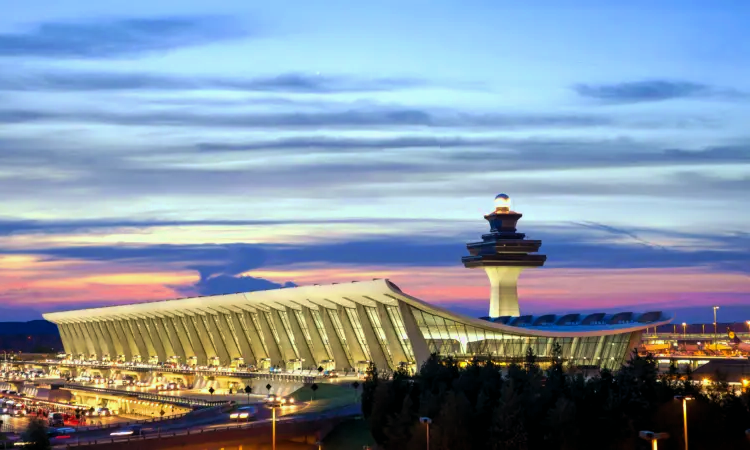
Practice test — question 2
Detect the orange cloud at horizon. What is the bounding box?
[1,255,747,315]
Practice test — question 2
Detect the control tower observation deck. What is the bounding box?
[461,194,546,318]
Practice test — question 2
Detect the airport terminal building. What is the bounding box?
[43,195,672,372]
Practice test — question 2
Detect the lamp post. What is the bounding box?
[419,417,432,450]
[272,405,276,450]
[682,323,687,346]
[712,306,719,351]
[639,431,669,450]
[675,395,694,450]
[746,321,750,334]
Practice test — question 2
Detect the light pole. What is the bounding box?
[746,321,750,334]
[272,405,276,450]
[682,323,687,345]
[675,395,693,450]
[712,306,719,351]
[419,417,432,450]
[639,431,669,450]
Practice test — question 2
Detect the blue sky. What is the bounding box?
[0,0,748,323]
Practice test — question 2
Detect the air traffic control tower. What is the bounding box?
[462,194,547,318]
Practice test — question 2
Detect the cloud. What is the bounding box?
[0,70,432,93]
[0,105,614,129]
[176,274,296,297]
[195,136,497,153]
[0,217,436,237]
[0,16,246,59]
[573,80,748,104]
[1,135,747,205]
[8,224,749,275]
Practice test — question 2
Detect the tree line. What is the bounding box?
[361,345,750,449]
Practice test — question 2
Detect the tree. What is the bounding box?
[20,418,51,450]
[362,362,379,418]
[244,384,252,404]
[208,386,215,397]
[352,381,360,402]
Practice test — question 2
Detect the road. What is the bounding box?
[48,399,361,447]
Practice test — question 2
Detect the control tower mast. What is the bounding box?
[461,194,546,318]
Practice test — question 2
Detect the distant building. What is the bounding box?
[43,195,671,371]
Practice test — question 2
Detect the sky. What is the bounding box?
[1,0,748,324]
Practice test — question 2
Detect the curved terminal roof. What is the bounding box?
[43,279,672,338]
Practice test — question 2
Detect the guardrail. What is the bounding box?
[71,411,192,432]
[58,405,361,448]
[63,384,229,408]
[25,361,331,381]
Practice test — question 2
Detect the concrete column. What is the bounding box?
[397,302,430,369]
[257,311,284,366]
[161,316,188,362]
[241,311,268,361]
[113,319,140,360]
[484,267,525,317]
[271,310,298,362]
[229,312,256,364]
[286,307,316,368]
[83,322,105,358]
[72,322,97,358]
[319,306,352,370]
[70,323,89,357]
[135,318,160,361]
[216,313,243,361]
[376,302,409,365]
[189,314,218,361]
[62,323,78,355]
[355,304,390,370]
[337,306,367,363]
[151,317,176,361]
[205,313,232,365]
[180,315,209,364]
[57,324,77,355]
[90,321,113,358]
[123,318,150,361]
[104,321,128,360]
[301,307,330,364]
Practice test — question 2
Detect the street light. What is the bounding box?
[419,417,432,450]
[682,323,687,342]
[675,395,694,450]
[746,321,750,333]
[639,431,669,450]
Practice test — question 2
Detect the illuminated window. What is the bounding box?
[365,306,393,365]
[345,308,372,361]
[247,313,269,356]
[293,310,316,357]
[327,309,353,363]
[278,310,300,358]
[309,308,333,359]
[385,305,414,362]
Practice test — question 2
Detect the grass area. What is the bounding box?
[322,417,375,450]
[289,382,359,411]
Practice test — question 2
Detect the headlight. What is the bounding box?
[288,398,295,404]
[239,413,249,418]
[229,413,238,419]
